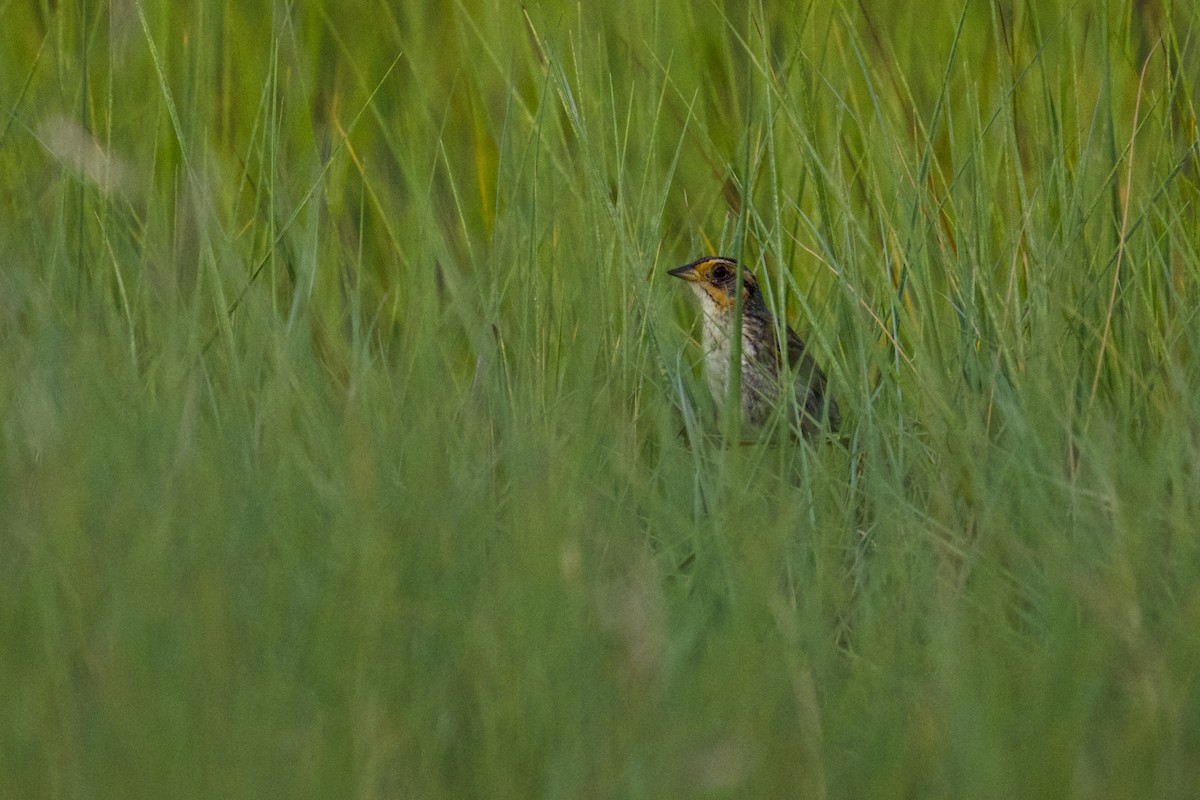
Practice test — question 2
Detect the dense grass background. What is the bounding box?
[3,0,1200,797]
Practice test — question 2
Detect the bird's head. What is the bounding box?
[667,256,760,311]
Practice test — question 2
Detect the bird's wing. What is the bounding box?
[785,327,840,433]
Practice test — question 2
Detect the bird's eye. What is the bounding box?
[710,264,733,282]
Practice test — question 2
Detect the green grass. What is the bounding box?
[3,0,1200,797]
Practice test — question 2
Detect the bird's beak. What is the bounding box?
[667,264,699,281]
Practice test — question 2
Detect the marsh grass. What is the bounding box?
[2,1,1200,797]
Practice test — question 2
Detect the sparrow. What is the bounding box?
[668,256,840,437]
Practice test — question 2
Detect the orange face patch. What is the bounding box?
[701,281,735,309]
[669,256,757,312]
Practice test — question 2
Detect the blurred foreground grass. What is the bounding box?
[3,1,1200,797]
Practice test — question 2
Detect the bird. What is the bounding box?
[667,255,840,437]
